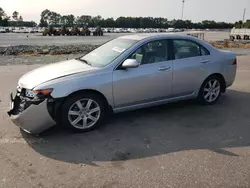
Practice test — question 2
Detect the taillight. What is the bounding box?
[233,58,237,65]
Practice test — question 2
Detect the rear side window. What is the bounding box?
[173,39,210,60]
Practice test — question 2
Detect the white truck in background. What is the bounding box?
[230,27,250,40]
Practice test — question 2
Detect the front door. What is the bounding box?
[113,39,173,108]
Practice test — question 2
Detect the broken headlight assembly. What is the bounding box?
[21,88,54,111]
[25,88,53,99]
[9,87,54,116]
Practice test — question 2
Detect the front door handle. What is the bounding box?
[159,66,171,71]
[201,60,210,64]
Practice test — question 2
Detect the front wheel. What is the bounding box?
[198,76,222,105]
[61,93,105,132]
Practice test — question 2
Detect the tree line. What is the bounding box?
[0,7,36,27]
[1,7,250,29]
[37,9,250,29]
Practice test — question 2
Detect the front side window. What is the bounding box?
[80,38,138,67]
[173,39,210,60]
[128,40,168,65]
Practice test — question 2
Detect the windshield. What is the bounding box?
[80,38,138,67]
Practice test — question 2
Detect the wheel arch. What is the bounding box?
[201,73,226,93]
[65,89,110,107]
[51,89,112,123]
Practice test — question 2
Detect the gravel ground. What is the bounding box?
[0,55,250,187]
[0,44,98,56]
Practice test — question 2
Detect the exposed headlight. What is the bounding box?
[25,90,36,98]
[25,89,53,98]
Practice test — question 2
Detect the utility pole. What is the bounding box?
[181,0,185,20]
[242,8,246,28]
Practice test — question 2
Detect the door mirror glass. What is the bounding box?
[122,59,139,68]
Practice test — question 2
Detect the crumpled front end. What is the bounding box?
[7,86,56,134]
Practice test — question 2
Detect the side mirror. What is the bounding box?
[121,59,139,69]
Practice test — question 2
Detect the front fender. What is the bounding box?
[33,72,114,107]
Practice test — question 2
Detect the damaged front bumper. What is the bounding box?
[7,88,56,134]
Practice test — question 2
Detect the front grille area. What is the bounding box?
[16,86,26,97]
[9,85,45,116]
[9,85,47,116]
[17,85,22,92]
[11,86,30,115]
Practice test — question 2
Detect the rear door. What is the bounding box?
[170,39,212,97]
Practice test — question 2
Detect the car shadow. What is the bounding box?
[22,89,250,166]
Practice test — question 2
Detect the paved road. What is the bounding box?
[0,55,250,188]
[0,31,230,47]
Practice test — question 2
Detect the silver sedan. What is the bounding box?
[7,33,237,134]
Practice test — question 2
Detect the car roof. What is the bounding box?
[119,33,198,41]
[118,33,217,54]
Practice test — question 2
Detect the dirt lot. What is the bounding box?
[0,55,250,188]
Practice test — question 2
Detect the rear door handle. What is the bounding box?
[201,60,210,64]
[159,66,171,71]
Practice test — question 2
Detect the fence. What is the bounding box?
[186,32,205,40]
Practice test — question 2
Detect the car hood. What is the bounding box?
[18,59,96,89]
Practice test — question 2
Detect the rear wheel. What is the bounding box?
[198,75,222,105]
[61,93,105,132]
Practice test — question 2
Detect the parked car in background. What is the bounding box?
[0,28,7,33]
[8,33,237,134]
[0,26,194,35]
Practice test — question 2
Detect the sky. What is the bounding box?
[1,0,250,23]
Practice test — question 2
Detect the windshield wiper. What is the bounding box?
[76,58,91,66]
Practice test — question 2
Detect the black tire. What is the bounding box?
[197,75,223,105]
[61,92,106,132]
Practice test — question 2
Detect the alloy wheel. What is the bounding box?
[68,98,101,129]
[203,79,221,103]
